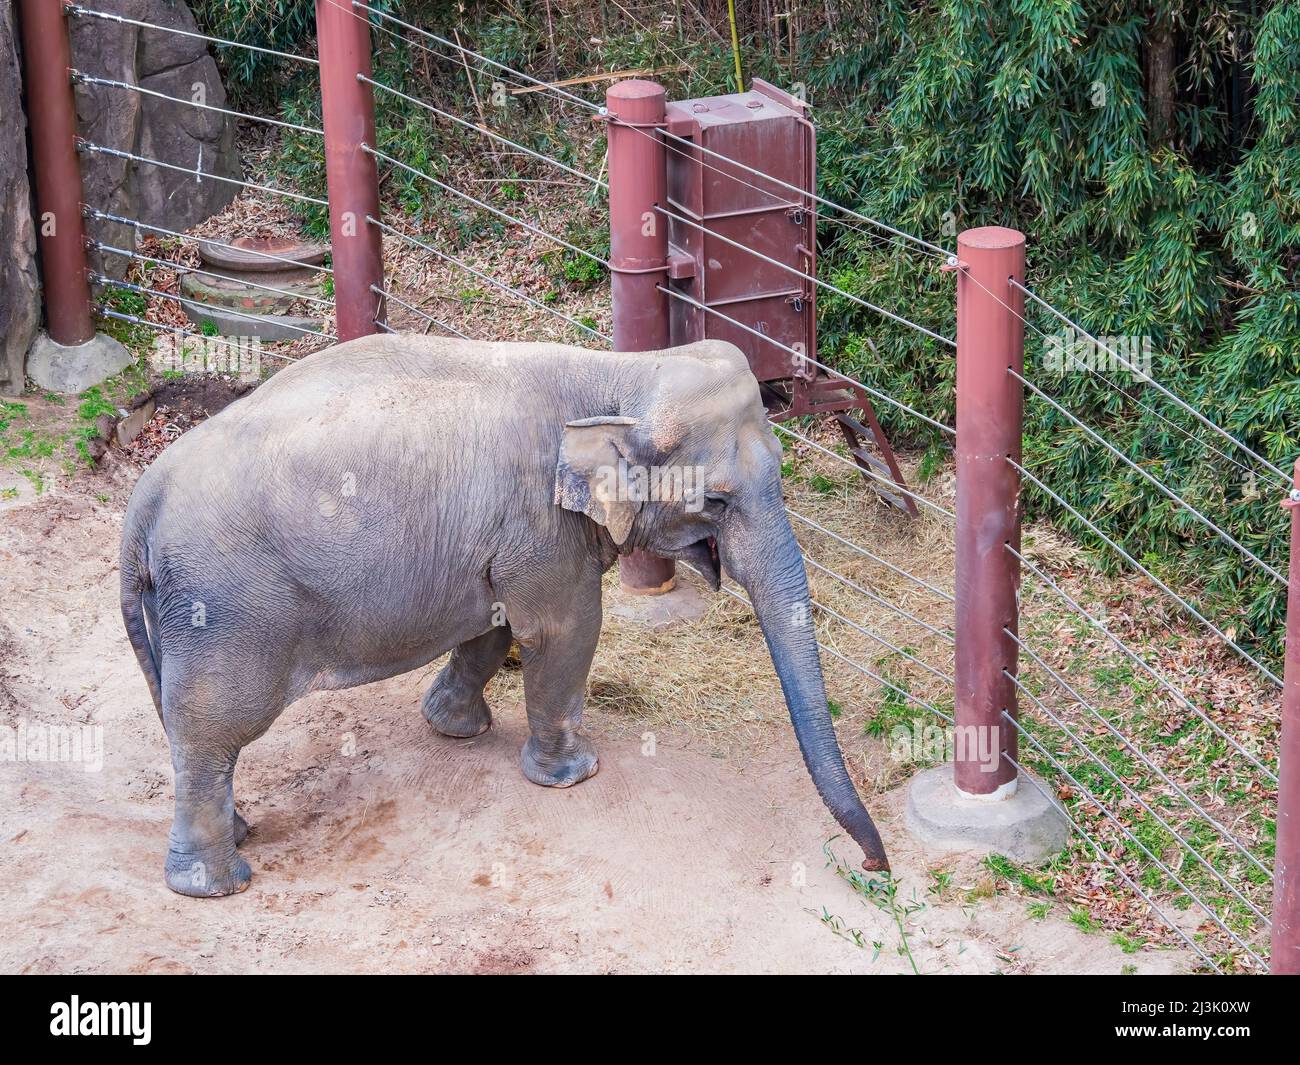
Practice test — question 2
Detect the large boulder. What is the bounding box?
[0,5,39,396]
[70,0,240,278]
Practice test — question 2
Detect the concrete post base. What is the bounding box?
[26,333,132,395]
[606,572,711,628]
[906,763,1069,865]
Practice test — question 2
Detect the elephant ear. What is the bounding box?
[554,416,641,545]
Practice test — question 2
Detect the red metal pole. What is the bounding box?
[316,0,385,341]
[17,0,95,346]
[953,227,1026,796]
[607,79,676,595]
[1271,460,1300,974]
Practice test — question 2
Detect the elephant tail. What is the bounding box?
[120,527,163,719]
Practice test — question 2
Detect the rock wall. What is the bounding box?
[71,0,241,278]
[0,1,39,396]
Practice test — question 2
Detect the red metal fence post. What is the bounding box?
[1271,460,1300,974]
[953,227,1026,797]
[17,0,95,346]
[316,0,385,341]
[607,79,676,595]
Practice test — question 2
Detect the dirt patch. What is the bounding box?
[147,374,254,418]
[125,375,255,465]
[0,450,1190,974]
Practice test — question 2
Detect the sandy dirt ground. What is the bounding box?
[0,445,1192,975]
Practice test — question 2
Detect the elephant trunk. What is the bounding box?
[723,513,890,872]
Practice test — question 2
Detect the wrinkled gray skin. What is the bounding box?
[120,336,888,897]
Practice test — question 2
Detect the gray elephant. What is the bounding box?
[120,335,889,897]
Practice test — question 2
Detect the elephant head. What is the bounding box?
[555,341,889,871]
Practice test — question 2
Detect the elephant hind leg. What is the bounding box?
[160,665,284,898]
[164,747,251,898]
[423,624,514,738]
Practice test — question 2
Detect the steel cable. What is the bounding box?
[1002,714,1264,970]
[367,216,610,343]
[1011,457,1282,686]
[999,748,1225,972]
[1012,278,1292,487]
[1007,541,1279,782]
[79,142,329,208]
[1006,628,1272,878]
[1006,671,1271,927]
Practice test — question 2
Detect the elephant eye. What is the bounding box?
[703,491,730,511]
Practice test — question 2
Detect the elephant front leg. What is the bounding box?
[423,624,514,738]
[518,613,601,788]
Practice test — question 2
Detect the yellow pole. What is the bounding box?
[727,0,744,93]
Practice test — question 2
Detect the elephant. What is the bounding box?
[119,334,889,897]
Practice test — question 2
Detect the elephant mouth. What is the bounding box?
[676,536,721,591]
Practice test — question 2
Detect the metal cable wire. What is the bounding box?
[802,552,955,644]
[652,205,955,347]
[84,208,335,275]
[95,307,300,364]
[808,594,954,685]
[659,284,956,439]
[1007,541,1279,783]
[1010,368,1287,586]
[67,5,320,65]
[1011,457,1282,687]
[952,265,1286,584]
[91,275,336,342]
[961,266,1287,501]
[608,110,952,261]
[373,285,471,340]
[1005,671,1271,927]
[355,0,952,265]
[624,117,949,266]
[368,216,610,343]
[1007,628,1272,878]
[93,243,334,311]
[71,72,325,136]
[351,1,601,111]
[687,564,950,722]
[362,11,945,284]
[361,144,609,266]
[770,422,956,521]
[978,273,1270,487]
[354,0,578,110]
[1012,278,1292,487]
[1032,324,1266,487]
[1002,713,1265,970]
[999,748,1224,972]
[79,142,329,208]
[787,507,955,603]
[361,75,604,189]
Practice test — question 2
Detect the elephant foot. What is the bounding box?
[422,683,492,738]
[164,843,252,898]
[234,811,250,846]
[521,734,599,788]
